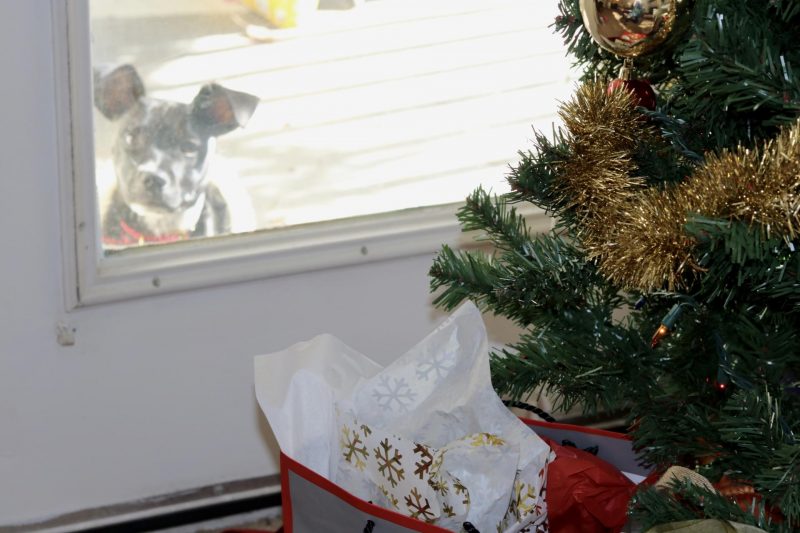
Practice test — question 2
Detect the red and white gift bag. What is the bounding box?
[255,303,647,532]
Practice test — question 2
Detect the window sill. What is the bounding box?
[71,203,550,307]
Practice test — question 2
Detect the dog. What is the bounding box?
[93,64,259,249]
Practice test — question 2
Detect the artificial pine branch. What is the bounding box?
[429,245,502,313]
[685,218,800,312]
[661,0,800,150]
[714,389,800,524]
[642,110,706,164]
[631,482,790,533]
[457,187,532,252]
[492,312,648,414]
[504,129,572,215]
[430,229,621,329]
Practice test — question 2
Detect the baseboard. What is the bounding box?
[3,475,281,533]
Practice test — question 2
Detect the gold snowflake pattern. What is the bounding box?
[512,479,539,519]
[340,426,369,471]
[426,452,449,495]
[373,438,405,488]
[413,443,434,479]
[453,479,470,506]
[378,484,400,510]
[427,476,449,496]
[442,502,456,518]
[404,487,435,523]
[470,433,506,447]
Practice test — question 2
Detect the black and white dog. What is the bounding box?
[93,64,259,248]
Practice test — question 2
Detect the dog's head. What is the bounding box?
[93,64,259,215]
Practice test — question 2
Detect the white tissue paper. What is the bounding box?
[254,302,554,533]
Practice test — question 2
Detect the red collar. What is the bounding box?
[103,220,188,247]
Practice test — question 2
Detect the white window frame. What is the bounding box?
[52,0,550,309]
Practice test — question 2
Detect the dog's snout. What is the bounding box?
[143,173,167,192]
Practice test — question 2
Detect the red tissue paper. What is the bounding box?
[543,437,637,533]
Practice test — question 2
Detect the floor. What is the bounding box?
[155,508,282,532]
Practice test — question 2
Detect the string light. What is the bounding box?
[651,304,684,348]
[713,332,731,392]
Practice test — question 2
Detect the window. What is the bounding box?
[55,0,573,305]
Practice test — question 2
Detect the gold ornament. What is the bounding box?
[579,0,694,58]
[554,82,800,290]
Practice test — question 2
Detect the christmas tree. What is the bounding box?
[429,1,799,531]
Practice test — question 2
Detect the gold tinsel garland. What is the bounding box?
[555,82,800,291]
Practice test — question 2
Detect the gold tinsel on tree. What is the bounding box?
[556,82,800,291]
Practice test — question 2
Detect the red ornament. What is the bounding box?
[607,78,657,110]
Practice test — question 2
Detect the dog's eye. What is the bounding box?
[180,142,201,155]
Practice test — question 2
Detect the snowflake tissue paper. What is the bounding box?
[254,302,554,532]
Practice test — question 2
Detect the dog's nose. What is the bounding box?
[143,174,167,192]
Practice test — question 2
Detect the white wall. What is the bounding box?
[0,1,518,525]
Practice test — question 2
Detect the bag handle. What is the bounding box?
[361,519,482,532]
[502,399,556,422]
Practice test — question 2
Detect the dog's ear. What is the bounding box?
[93,64,145,120]
[190,83,259,137]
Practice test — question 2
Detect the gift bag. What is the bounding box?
[254,302,647,532]
[278,419,647,533]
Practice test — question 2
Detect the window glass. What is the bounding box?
[90,0,574,253]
